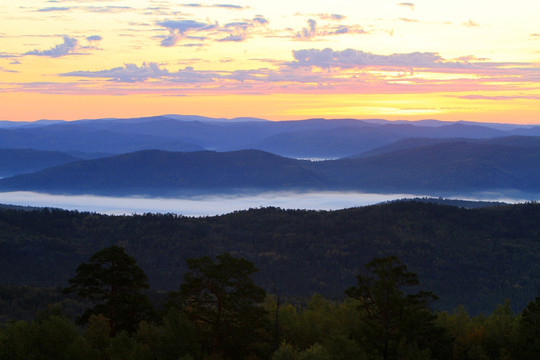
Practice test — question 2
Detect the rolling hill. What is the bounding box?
[0,150,325,195]
[1,137,540,196]
[1,201,539,314]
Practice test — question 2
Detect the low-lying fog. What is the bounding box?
[0,191,536,216]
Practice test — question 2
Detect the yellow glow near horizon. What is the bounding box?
[1,0,540,123]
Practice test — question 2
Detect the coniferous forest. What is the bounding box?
[1,200,540,359]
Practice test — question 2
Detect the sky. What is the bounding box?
[1,0,540,123]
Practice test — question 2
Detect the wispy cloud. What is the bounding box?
[397,2,415,10]
[24,36,80,57]
[181,3,248,10]
[156,19,217,47]
[0,67,18,73]
[295,19,317,40]
[213,4,245,9]
[156,15,268,45]
[60,62,170,82]
[24,45,540,98]
[83,6,133,13]
[86,35,102,42]
[217,20,254,42]
[287,48,472,69]
[252,15,268,25]
[463,20,479,28]
[37,7,71,12]
[293,19,365,40]
[457,94,540,101]
[60,62,224,83]
[316,13,346,21]
[399,17,419,23]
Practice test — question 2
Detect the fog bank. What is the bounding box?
[0,191,536,216]
[0,191,421,216]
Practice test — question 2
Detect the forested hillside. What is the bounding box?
[1,201,539,315]
[3,138,540,195]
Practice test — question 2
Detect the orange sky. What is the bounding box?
[1,1,540,123]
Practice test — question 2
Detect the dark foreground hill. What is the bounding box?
[1,201,539,314]
[2,137,540,196]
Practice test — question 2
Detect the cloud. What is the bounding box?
[332,26,349,35]
[397,2,415,10]
[217,34,245,42]
[24,36,80,57]
[295,19,317,40]
[0,67,18,73]
[84,6,132,13]
[463,20,479,27]
[317,14,346,21]
[181,3,247,10]
[86,35,102,41]
[38,7,71,12]
[293,19,365,40]
[288,48,473,70]
[455,55,488,62]
[61,62,170,82]
[217,20,258,42]
[252,15,268,25]
[213,4,244,9]
[399,17,419,23]
[214,16,269,43]
[457,95,540,101]
[156,19,216,47]
[60,62,224,83]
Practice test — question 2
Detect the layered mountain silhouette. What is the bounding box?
[1,115,537,159]
[0,149,81,178]
[1,137,540,196]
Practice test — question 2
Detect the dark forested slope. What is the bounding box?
[2,138,540,195]
[0,150,325,195]
[0,201,539,314]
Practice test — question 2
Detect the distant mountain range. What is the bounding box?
[1,115,540,197]
[1,137,540,196]
[1,115,540,160]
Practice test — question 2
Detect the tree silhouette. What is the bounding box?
[171,252,268,359]
[64,246,153,335]
[346,256,449,360]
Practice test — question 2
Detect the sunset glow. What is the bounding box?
[1,0,540,123]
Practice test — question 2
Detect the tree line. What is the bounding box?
[1,246,538,360]
[2,201,540,314]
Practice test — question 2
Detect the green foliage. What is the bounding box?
[482,300,518,360]
[63,246,154,335]
[0,312,89,360]
[152,308,201,360]
[272,342,299,360]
